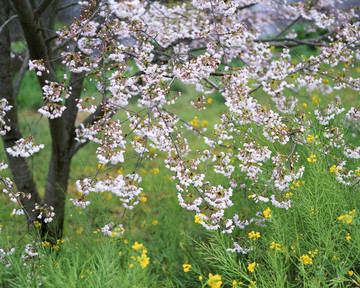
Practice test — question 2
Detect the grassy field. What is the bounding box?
[1,60,360,287]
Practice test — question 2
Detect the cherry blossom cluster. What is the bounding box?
[33,204,55,224]
[0,98,12,135]
[6,137,44,158]
[38,80,71,119]
[28,60,49,76]
[72,173,143,210]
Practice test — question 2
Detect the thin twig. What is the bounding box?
[0,15,18,34]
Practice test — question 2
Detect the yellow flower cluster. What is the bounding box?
[338,210,356,224]
[300,249,318,265]
[132,241,143,251]
[207,274,222,288]
[330,165,340,173]
[195,214,206,224]
[139,196,147,202]
[232,280,243,288]
[183,264,191,272]
[249,281,257,288]
[307,154,317,163]
[306,134,318,143]
[290,180,303,190]
[190,116,200,127]
[263,207,272,219]
[311,207,319,215]
[346,233,351,242]
[247,262,259,273]
[202,120,209,127]
[137,251,150,269]
[190,116,210,128]
[269,242,282,251]
[150,168,159,175]
[131,242,150,269]
[248,231,260,240]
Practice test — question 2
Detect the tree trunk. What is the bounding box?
[41,72,84,240]
[0,0,42,222]
[8,0,84,241]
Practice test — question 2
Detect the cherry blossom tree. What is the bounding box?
[0,0,360,255]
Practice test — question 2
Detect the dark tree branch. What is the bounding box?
[34,0,53,19]
[14,50,30,100]
[0,0,41,221]
[0,14,17,34]
[57,0,79,12]
[11,0,80,240]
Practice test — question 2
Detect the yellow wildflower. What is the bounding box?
[190,116,200,127]
[270,241,282,251]
[263,207,272,219]
[183,264,191,272]
[42,241,50,248]
[202,120,209,127]
[247,262,258,273]
[76,227,83,234]
[152,220,158,226]
[151,168,159,174]
[346,233,351,242]
[132,242,143,251]
[137,253,150,269]
[306,134,316,143]
[207,98,213,104]
[300,254,313,265]
[349,270,354,276]
[195,215,202,224]
[307,154,317,163]
[207,274,222,288]
[338,214,353,224]
[248,231,260,240]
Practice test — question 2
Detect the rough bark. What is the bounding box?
[42,72,84,239]
[8,0,84,241]
[0,0,41,222]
